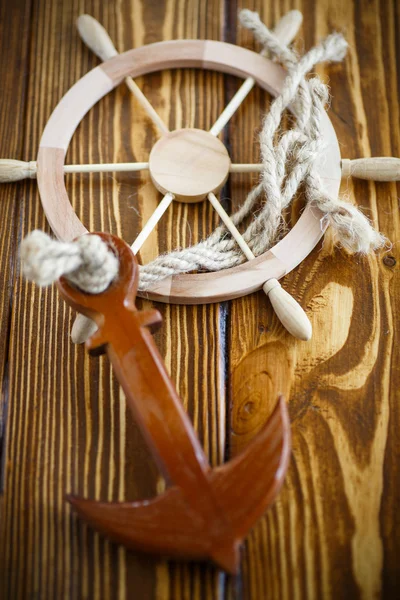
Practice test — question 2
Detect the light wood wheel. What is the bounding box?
[36,39,341,304]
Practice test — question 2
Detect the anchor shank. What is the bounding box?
[105,317,212,496]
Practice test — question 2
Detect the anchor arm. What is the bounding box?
[67,396,290,573]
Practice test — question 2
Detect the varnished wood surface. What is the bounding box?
[57,234,290,574]
[0,0,399,599]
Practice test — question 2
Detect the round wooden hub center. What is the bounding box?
[148,128,231,203]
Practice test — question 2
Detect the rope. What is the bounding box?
[137,10,385,290]
[21,230,119,293]
[21,10,386,293]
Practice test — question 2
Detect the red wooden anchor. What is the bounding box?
[57,233,291,573]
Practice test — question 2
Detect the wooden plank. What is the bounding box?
[0,0,33,592]
[227,0,400,598]
[0,0,32,460]
[0,1,227,598]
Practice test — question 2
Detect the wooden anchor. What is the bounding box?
[57,233,291,573]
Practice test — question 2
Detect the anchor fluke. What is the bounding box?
[67,397,290,573]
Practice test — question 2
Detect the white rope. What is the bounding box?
[21,10,386,292]
[21,230,118,293]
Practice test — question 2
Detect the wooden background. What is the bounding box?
[0,0,399,598]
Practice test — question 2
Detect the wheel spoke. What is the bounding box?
[70,190,174,344]
[77,15,169,136]
[207,192,254,260]
[0,159,150,181]
[209,77,256,136]
[130,192,174,255]
[229,163,263,173]
[63,162,149,174]
[207,191,312,340]
[125,78,169,135]
[209,10,303,137]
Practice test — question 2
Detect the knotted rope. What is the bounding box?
[21,10,385,293]
[21,230,119,293]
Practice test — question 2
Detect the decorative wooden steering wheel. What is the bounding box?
[37,31,341,307]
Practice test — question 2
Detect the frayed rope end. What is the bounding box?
[320,201,387,254]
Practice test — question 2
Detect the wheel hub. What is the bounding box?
[148,128,231,203]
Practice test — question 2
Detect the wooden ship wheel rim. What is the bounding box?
[36,39,342,305]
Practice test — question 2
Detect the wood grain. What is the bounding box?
[0,0,399,599]
[0,0,31,464]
